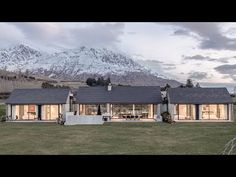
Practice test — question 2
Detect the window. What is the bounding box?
[112,104,155,119]
[79,104,107,115]
[42,105,59,120]
[177,104,195,120]
[201,104,227,120]
[15,105,36,120]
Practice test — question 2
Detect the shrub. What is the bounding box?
[0,115,6,122]
[161,111,175,124]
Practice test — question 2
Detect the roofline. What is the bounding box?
[76,102,162,104]
[5,102,67,105]
[169,101,233,104]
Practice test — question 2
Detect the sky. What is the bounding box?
[1,22,236,89]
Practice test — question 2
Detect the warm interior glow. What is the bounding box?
[79,104,107,115]
[201,104,227,120]
[42,105,59,120]
[112,104,155,119]
[175,104,195,120]
[15,105,36,120]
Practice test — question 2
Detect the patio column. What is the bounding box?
[157,104,160,117]
[77,104,80,115]
[132,104,135,115]
[199,105,202,120]
[107,103,111,114]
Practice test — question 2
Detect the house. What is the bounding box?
[167,87,234,122]
[5,88,72,121]
[75,84,162,121]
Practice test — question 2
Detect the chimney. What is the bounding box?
[107,83,112,91]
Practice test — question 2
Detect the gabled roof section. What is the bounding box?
[6,88,70,104]
[76,86,162,104]
[168,87,233,104]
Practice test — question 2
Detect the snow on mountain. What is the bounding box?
[0,44,181,86]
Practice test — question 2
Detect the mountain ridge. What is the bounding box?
[0,44,181,87]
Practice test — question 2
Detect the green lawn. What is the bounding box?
[0,122,236,155]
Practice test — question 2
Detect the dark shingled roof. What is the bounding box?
[168,87,233,104]
[76,86,162,104]
[6,88,70,104]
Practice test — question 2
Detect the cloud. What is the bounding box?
[183,54,232,63]
[127,31,136,35]
[173,29,191,36]
[5,22,125,50]
[0,23,25,47]
[70,23,125,48]
[188,72,208,80]
[163,63,176,66]
[12,23,61,41]
[183,55,217,61]
[214,64,236,81]
[163,66,176,70]
[170,23,236,51]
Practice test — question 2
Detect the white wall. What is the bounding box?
[199,105,202,120]
[229,104,234,121]
[64,115,104,125]
[6,104,11,117]
[12,105,16,120]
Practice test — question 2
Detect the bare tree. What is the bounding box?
[221,136,236,155]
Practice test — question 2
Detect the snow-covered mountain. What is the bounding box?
[0,44,42,71]
[0,44,181,86]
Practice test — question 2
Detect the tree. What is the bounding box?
[186,79,194,88]
[179,84,185,88]
[41,82,54,88]
[195,82,201,88]
[164,83,171,90]
[97,104,102,115]
[86,78,96,86]
[25,69,29,78]
[105,77,111,86]
[97,77,102,86]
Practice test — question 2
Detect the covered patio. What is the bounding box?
[76,86,162,121]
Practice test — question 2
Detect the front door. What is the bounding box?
[38,105,42,120]
[196,104,199,120]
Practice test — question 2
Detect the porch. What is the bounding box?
[6,120,57,123]
[77,103,160,120]
[109,118,156,122]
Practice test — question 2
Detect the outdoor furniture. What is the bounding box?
[102,113,111,121]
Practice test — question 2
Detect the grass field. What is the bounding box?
[0,122,236,155]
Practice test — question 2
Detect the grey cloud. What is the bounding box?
[188,72,208,80]
[127,32,136,35]
[214,64,236,74]
[10,23,125,49]
[173,29,190,36]
[70,23,125,48]
[183,54,231,63]
[214,64,236,81]
[170,23,236,51]
[183,55,217,62]
[163,63,176,66]
[163,66,176,70]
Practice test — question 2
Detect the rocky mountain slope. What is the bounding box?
[0,44,181,87]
